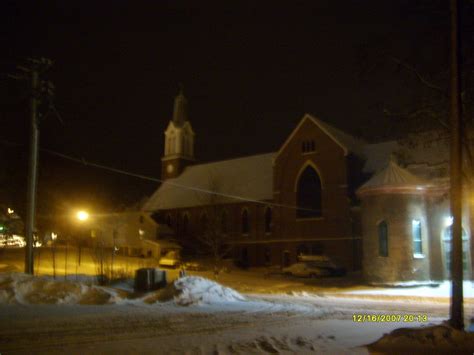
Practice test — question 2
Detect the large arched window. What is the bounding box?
[296,165,322,218]
[264,207,272,233]
[378,221,388,257]
[241,209,249,235]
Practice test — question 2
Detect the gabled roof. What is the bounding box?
[275,113,366,159]
[357,159,428,196]
[143,152,275,211]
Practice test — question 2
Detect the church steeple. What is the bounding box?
[162,86,196,180]
[172,84,188,126]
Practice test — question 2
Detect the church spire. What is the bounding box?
[172,84,188,126]
[162,85,196,181]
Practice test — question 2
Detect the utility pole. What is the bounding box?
[449,0,463,330]
[24,66,39,275]
[15,58,53,275]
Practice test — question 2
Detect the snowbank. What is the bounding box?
[367,323,474,353]
[0,273,247,308]
[0,272,120,305]
[173,276,246,306]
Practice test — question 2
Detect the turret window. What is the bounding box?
[378,221,388,257]
[412,220,423,256]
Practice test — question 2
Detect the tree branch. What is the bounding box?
[388,56,447,96]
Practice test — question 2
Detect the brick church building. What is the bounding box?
[143,90,474,281]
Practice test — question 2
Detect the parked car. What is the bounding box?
[282,255,346,277]
[158,251,181,268]
[183,261,207,271]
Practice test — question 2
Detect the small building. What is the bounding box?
[88,211,180,258]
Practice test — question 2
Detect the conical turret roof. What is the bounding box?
[357,158,428,196]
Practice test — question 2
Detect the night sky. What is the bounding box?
[0,0,468,217]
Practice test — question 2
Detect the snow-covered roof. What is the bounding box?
[357,159,428,195]
[143,239,181,249]
[143,152,275,211]
[310,115,367,158]
[276,114,366,159]
[362,132,451,179]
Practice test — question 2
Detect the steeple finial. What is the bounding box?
[172,84,188,126]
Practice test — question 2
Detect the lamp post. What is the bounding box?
[75,210,89,267]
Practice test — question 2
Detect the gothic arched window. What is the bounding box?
[182,214,189,235]
[200,213,208,234]
[378,221,388,257]
[221,210,228,234]
[296,166,322,218]
[241,209,249,235]
[165,214,172,227]
[264,207,272,233]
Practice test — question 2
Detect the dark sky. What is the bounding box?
[0,0,462,214]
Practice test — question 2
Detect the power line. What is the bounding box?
[0,139,322,213]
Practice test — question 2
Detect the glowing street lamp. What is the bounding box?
[76,210,89,222]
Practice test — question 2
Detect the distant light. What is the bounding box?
[444,216,453,227]
[139,229,145,236]
[76,211,89,221]
[7,208,14,214]
[51,232,57,240]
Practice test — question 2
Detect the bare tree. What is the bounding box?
[195,174,233,274]
[358,0,471,330]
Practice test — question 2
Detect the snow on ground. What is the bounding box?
[368,323,474,353]
[2,271,474,354]
[173,276,246,305]
[0,272,122,305]
[342,280,474,298]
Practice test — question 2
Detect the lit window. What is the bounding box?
[412,220,422,256]
[378,221,388,257]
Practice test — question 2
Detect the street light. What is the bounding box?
[76,210,89,221]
